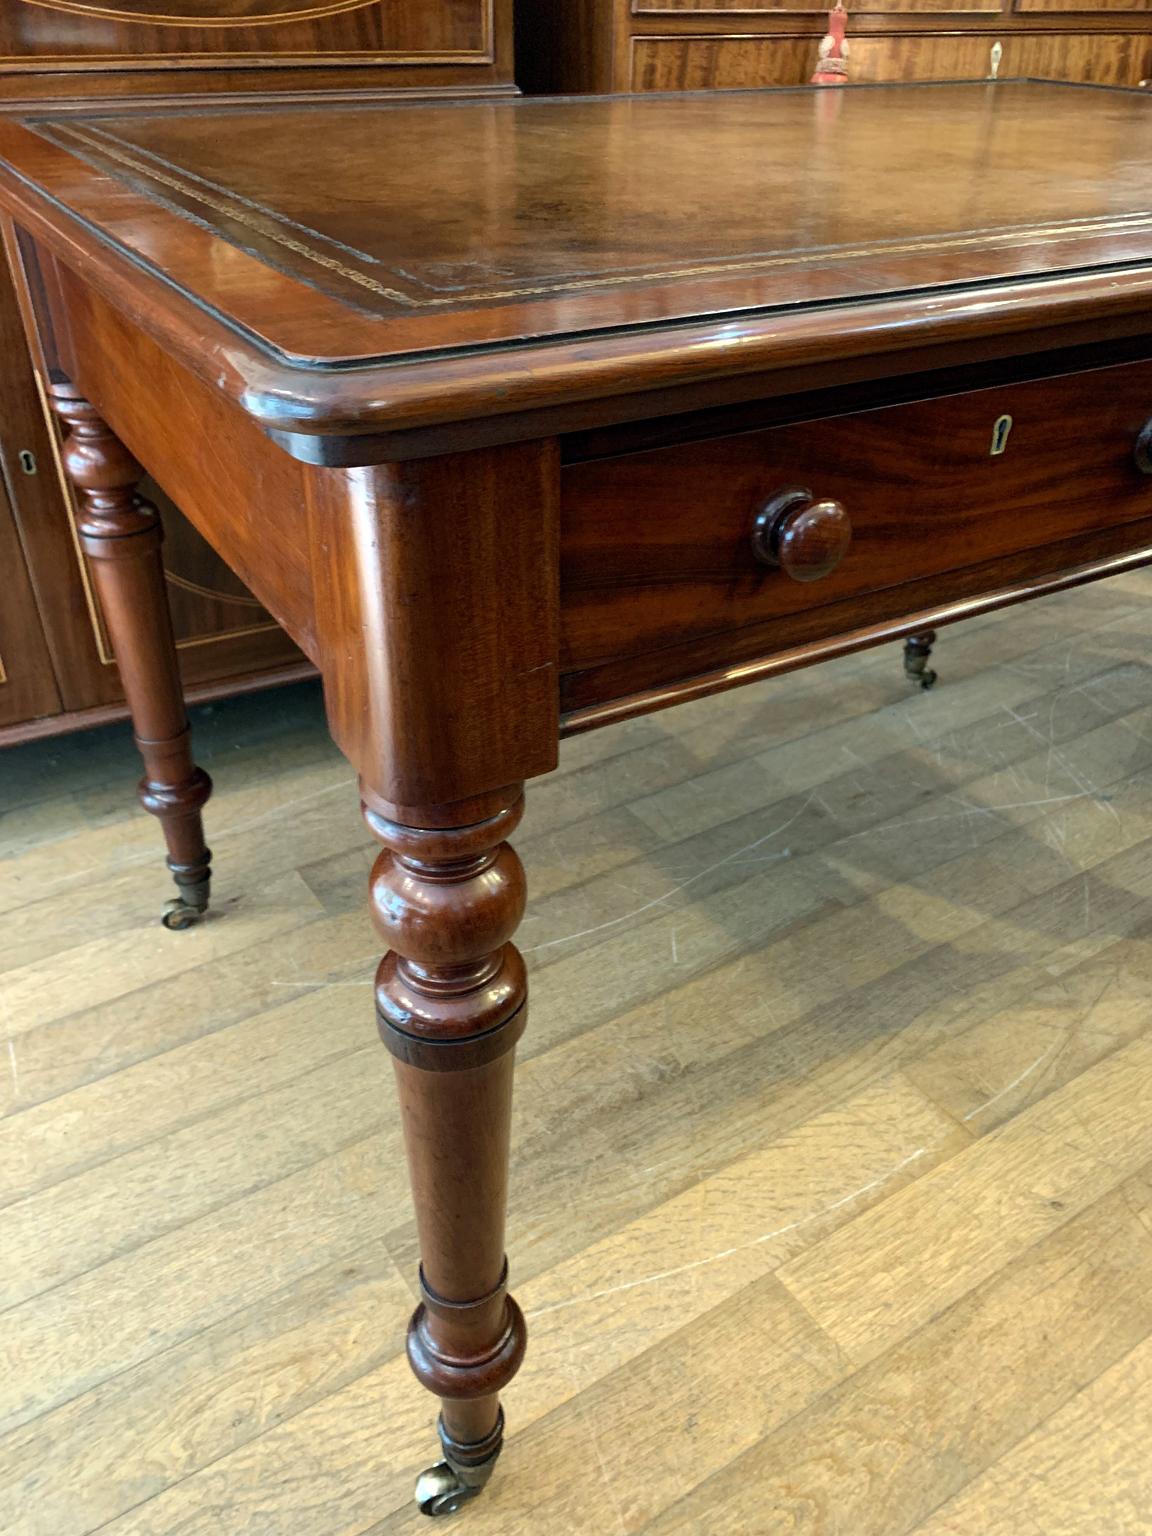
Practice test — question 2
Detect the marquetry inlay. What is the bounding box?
[18,0,381,26]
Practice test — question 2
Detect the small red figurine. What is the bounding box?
[811,1,849,84]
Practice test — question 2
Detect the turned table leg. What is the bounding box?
[49,384,212,929]
[903,630,938,690]
[365,784,529,1516]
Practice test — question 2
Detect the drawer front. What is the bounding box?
[560,361,1152,700]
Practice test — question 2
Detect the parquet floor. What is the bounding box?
[3,574,1152,1535]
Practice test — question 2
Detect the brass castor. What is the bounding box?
[161,857,211,931]
[161,896,206,931]
[416,1413,502,1517]
[415,1461,490,1518]
[903,631,938,691]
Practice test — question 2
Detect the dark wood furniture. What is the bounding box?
[0,0,514,743]
[2,78,1152,1514]
[516,0,1152,94]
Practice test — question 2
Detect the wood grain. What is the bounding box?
[630,31,1152,89]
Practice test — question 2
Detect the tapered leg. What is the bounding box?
[49,383,212,929]
[365,784,529,1517]
[903,630,938,690]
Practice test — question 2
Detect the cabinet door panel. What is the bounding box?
[848,31,1151,79]
[630,32,1152,89]
[0,0,493,69]
[0,479,60,728]
[631,36,817,88]
[635,0,998,12]
[1016,0,1149,11]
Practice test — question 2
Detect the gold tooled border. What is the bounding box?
[48,116,1152,311]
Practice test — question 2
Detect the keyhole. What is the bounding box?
[990,414,1013,457]
[17,449,37,475]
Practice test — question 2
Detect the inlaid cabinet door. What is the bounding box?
[0,477,59,729]
[0,0,495,70]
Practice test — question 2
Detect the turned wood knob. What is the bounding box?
[1136,418,1152,475]
[752,487,852,582]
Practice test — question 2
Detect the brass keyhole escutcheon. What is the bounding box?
[990,414,1013,457]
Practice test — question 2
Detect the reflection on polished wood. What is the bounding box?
[1,78,1152,1515]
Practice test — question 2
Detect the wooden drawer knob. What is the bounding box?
[752,487,852,582]
[1136,418,1152,475]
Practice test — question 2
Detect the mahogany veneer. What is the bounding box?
[2,78,1152,1514]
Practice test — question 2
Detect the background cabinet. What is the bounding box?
[0,0,514,743]
[516,0,1151,93]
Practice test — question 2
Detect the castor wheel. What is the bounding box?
[415,1462,484,1518]
[161,897,206,931]
[903,632,938,692]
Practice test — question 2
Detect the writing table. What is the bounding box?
[2,78,1152,1516]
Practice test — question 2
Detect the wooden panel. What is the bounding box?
[631,31,1152,87]
[848,30,1152,80]
[0,476,59,727]
[634,0,998,13]
[38,252,319,659]
[0,0,493,70]
[1017,0,1150,10]
[558,362,1152,699]
[631,34,818,85]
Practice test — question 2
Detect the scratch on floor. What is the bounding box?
[5,1036,18,1103]
[520,794,816,956]
[835,793,1086,847]
[572,1394,631,1536]
[525,1146,929,1320]
[961,1036,1065,1122]
[1005,706,1121,825]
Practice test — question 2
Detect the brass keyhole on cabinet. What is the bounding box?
[17,449,37,475]
[990,414,1013,457]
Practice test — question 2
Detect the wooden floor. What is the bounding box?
[4,575,1152,1535]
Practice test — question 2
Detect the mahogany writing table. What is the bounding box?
[2,78,1152,1517]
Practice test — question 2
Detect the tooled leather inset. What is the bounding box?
[26,88,1152,319]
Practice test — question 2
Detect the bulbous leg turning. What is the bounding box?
[365,786,529,1516]
[903,630,938,690]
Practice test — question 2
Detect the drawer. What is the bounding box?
[559,361,1152,705]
